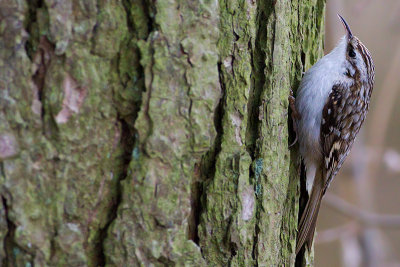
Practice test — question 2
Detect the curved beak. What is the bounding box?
[337,14,353,39]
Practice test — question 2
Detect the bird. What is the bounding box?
[290,14,375,254]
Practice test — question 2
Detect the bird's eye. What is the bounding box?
[348,49,356,58]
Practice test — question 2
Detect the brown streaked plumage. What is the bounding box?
[293,15,375,254]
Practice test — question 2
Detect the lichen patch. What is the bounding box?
[230,112,243,146]
[0,133,19,160]
[241,186,255,221]
[55,73,87,124]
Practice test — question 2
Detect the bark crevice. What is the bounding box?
[25,0,57,137]
[32,36,57,135]
[295,163,309,266]
[2,196,34,266]
[94,1,153,265]
[188,61,225,251]
[247,1,275,264]
[248,11,266,267]
[95,119,136,266]
[24,0,46,60]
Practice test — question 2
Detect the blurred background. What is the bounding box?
[316,0,400,266]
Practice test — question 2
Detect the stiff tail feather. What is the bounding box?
[296,172,324,254]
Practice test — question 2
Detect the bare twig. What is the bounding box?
[316,222,359,244]
[324,193,400,228]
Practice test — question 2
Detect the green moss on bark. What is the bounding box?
[0,0,324,266]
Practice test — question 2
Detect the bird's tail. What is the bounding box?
[296,168,325,254]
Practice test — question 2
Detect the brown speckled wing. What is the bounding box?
[320,83,366,193]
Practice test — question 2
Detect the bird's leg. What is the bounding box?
[289,89,301,120]
[289,89,301,147]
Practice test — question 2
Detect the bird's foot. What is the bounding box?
[289,89,301,120]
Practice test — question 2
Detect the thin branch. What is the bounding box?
[316,222,359,244]
[324,193,400,228]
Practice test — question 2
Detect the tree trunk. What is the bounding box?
[0,0,325,266]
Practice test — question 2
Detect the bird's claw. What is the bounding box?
[289,89,301,120]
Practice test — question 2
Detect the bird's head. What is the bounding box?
[337,14,374,83]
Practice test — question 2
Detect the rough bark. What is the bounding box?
[0,0,325,266]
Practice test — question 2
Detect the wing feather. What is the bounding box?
[320,83,366,192]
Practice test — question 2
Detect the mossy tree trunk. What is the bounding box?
[0,0,325,266]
